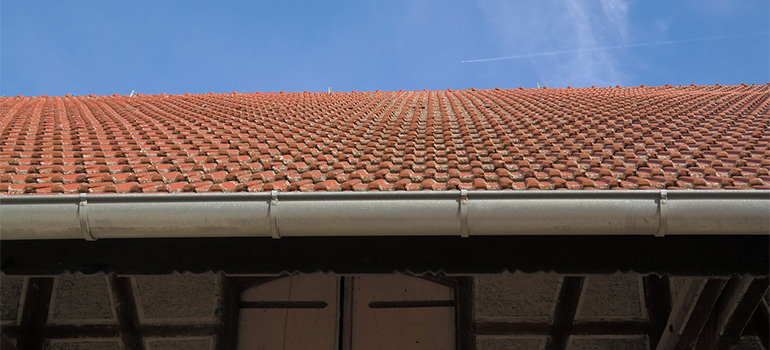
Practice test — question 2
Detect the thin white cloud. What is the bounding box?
[600,0,629,40]
[475,0,631,87]
[462,33,766,63]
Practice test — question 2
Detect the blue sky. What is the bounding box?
[2,0,768,96]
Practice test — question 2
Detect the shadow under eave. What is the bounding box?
[1,235,768,276]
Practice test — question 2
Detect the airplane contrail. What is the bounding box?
[461,32,768,63]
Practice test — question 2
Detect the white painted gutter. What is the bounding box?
[0,190,768,240]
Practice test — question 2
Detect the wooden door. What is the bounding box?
[237,273,339,350]
[349,275,456,350]
[236,274,455,349]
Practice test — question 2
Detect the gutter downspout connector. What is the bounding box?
[1,190,768,240]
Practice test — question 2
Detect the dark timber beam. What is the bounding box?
[656,278,728,350]
[694,304,720,349]
[110,275,144,350]
[217,275,239,350]
[340,276,353,350]
[571,320,649,335]
[16,277,53,350]
[715,276,770,348]
[475,320,648,336]
[749,299,769,350]
[545,276,584,350]
[0,323,216,340]
[643,275,672,349]
[475,321,550,335]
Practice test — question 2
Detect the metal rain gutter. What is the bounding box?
[0,190,768,240]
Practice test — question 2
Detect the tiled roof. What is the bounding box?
[1,84,769,194]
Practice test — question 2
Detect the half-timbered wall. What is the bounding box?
[2,272,767,350]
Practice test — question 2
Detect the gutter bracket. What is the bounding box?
[460,189,469,238]
[78,193,97,241]
[269,190,280,239]
[656,189,668,237]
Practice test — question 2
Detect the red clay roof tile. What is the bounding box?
[1,85,769,194]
